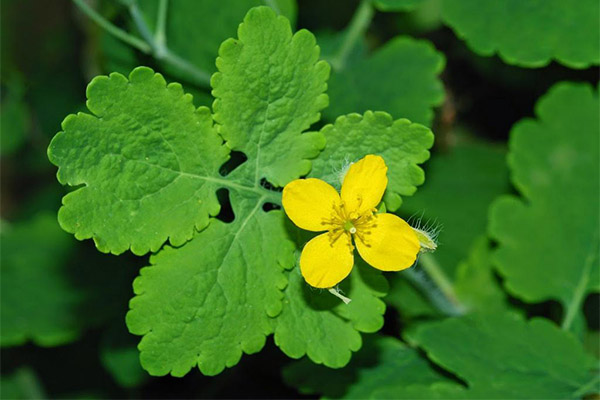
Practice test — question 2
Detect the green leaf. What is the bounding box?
[310,111,434,212]
[48,67,229,255]
[374,0,423,12]
[323,36,445,126]
[441,0,600,68]
[126,202,294,376]
[138,0,297,81]
[211,6,328,186]
[283,334,464,399]
[410,312,598,398]
[489,82,599,331]
[1,213,80,347]
[287,314,598,399]
[274,258,388,368]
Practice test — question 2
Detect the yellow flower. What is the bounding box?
[282,155,420,288]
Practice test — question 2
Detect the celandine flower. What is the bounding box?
[282,155,420,288]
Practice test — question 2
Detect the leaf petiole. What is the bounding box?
[72,0,151,53]
[72,0,211,88]
[329,0,374,71]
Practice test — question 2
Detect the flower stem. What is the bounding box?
[404,253,466,316]
[329,0,374,71]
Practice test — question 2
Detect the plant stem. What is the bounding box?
[128,0,211,87]
[329,0,374,71]
[561,233,597,331]
[73,0,212,88]
[155,0,169,48]
[419,253,465,313]
[72,0,151,53]
[404,253,466,316]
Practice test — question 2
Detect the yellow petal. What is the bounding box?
[341,155,388,216]
[355,213,419,271]
[282,178,341,232]
[300,232,354,288]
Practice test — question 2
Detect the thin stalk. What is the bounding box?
[329,0,374,71]
[561,233,598,331]
[155,0,169,49]
[419,253,465,314]
[128,0,211,87]
[72,0,151,53]
[403,253,466,317]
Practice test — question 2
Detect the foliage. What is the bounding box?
[441,0,600,68]
[489,82,599,333]
[2,0,598,397]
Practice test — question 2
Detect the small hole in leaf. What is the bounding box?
[215,188,234,223]
[262,202,281,212]
[259,178,282,192]
[219,151,247,177]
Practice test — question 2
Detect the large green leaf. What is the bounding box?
[441,0,600,68]
[409,312,598,399]
[324,37,445,126]
[489,82,599,331]
[126,200,294,376]
[48,67,229,255]
[285,313,598,399]
[211,7,328,187]
[310,111,434,211]
[1,214,80,347]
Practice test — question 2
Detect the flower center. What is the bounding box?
[343,220,357,234]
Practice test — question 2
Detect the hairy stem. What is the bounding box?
[404,253,466,316]
[329,0,374,71]
[72,0,151,53]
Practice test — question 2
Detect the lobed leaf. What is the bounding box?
[441,0,600,68]
[489,82,599,330]
[48,67,229,255]
[409,312,598,398]
[310,111,434,211]
[212,6,328,187]
[126,197,294,376]
[286,313,598,399]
